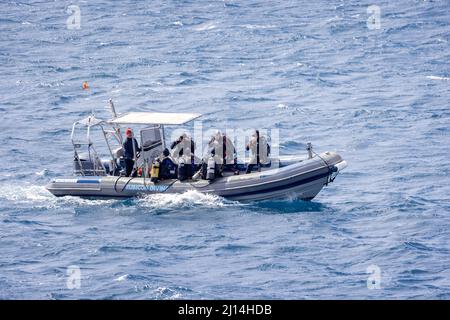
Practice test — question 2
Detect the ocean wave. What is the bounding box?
[193,21,218,31]
[426,75,450,81]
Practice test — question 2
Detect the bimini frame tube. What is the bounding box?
[70,115,113,176]
[71,121,85,176]
[108,99,123,146]
[101,126,117,173]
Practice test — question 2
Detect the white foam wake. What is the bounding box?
[426,75,450,81]
[0,184,54,203]
[240,24,277,29]
[0,184,117,209]
[137,190,237,210]
[0,184,240,211]
[194,21,218,31]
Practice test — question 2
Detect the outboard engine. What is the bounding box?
[206,156,216,181]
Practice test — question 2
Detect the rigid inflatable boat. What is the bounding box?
[46,100,347,201]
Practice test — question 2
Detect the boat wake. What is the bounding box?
[0,184,54,203]
[0,184,239,212]
[0,184,119,210]
[136,190,239,210]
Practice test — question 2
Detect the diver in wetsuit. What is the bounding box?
[160,148,178,179]
[246,130,270,174]
[170,133,195,160]
[211,130,238,174]
[171,133,198,178]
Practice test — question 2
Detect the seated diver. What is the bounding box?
[246,130,271,174]
[210,130,238,174]
[170,133,201,178]
[170,133,195,160]
[159,148,178,180]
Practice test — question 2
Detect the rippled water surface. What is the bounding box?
[1,0,450,299]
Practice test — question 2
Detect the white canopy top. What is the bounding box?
[110,112,202,125]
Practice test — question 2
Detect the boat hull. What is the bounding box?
[46,152,346,201]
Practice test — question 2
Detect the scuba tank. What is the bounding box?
[150,159,160,182]
[178,157,187,181]
[206,156,216,181]
[201,161,207,179]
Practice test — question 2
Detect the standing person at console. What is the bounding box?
[123,128,141,177]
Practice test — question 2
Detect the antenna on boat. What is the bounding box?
[108,99,123,144]
[307,142,313,159]
[108,99,118,119]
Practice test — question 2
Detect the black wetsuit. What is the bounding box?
[123,137,141,177]
[170,138,195,158]
[160,157,177,179]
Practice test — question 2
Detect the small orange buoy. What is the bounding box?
[82,81,89,90]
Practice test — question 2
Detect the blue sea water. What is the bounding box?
[1,0,450,299]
